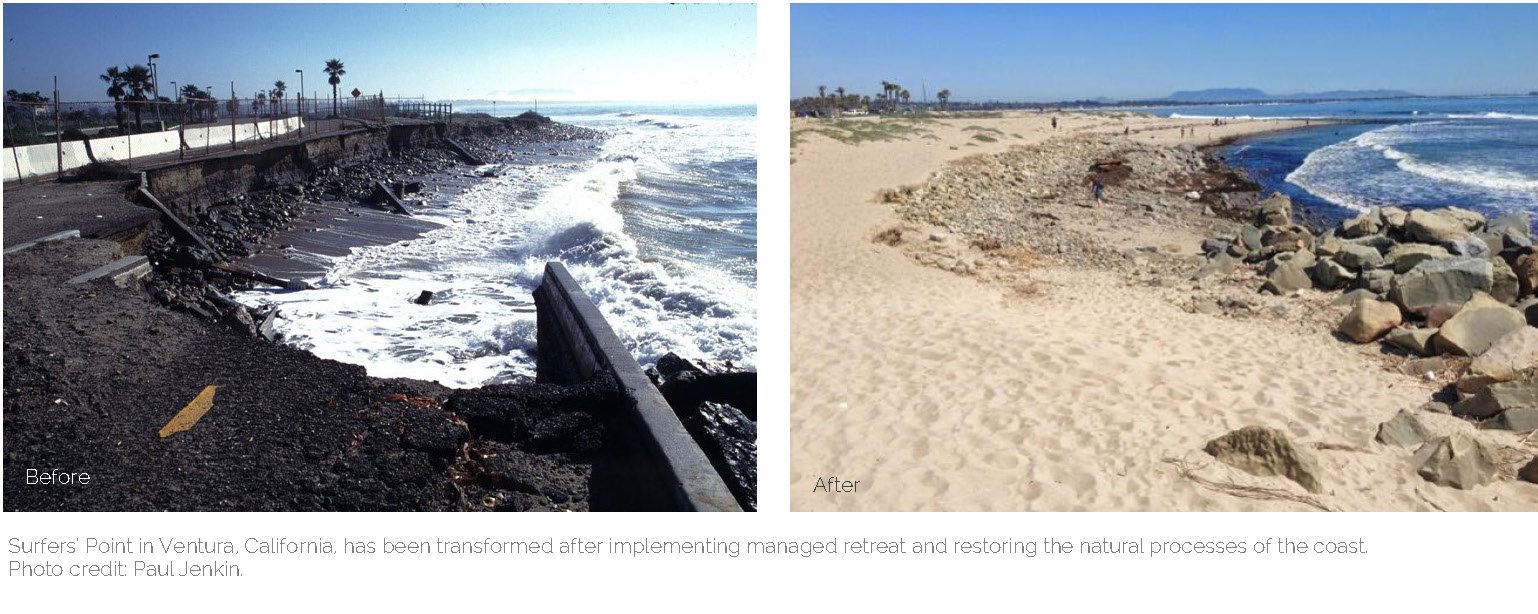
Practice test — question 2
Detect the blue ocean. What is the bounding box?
[241,102,756,387]
[1133,97,1538,226]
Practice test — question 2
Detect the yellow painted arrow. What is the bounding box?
[159,385,218,438]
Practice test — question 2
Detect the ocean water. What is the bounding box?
[240,102,756,388]
[1133,96,1538,225]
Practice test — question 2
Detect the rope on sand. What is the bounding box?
[1162,457,1336,512]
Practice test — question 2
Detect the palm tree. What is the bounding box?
[323,58,346,117]
[834,86,845,116]
[100,66,127,131]
[900,88,911,110]
[936,89,951,111]
[254,92,267,117]
[272,80,287,114]
[121,64,153,131]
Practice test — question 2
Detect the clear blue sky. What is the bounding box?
[4,3,755,103]
[792,3,1538,101]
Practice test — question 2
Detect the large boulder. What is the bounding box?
[1406,209,1471,244]
[1339,299,1403,343]
[1375,409,1431,447]
[1240,225,1264,252]
[1388,257,1493,315]
[1453,379,1538,419]
[1441,206,1487,231]
[1446,234,1491,259]
[1520,458,1538,484]
[1386,243,1450,274]
[1413,433,1500,490]
[1334,242,1385,271]
[1385,327,1438,357]
[1490,257,1521,304]
[1433,292,1525,356]
[1340,211,1382,238]
[1263,225,1313,252]
[1262,260,1313,295]
[1379,207,1409,230]
[1255,193,1293,227]
[1457,327,1538,393]
[1204,426,1323,493]
[1357,268,1395,295]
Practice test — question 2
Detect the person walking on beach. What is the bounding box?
[1090,176,1104,207]
[1124,126,1129,137]
[1051,116,1058,130]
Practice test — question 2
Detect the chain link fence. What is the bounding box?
[4,91,452,186]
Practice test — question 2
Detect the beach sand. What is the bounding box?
[789,112,1538,511]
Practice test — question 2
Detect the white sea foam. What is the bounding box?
[1445,111,1538,121]
[239,110,757,388]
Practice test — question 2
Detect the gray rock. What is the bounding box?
[1240,225,1263,252]
[1263,225,1314,252]
[1345,234,1397,253]
[1445,234,1491,259]
[1486,211,1531,238]
[1386,243,1451,274]
[1453,379,1538,419]
[1204,426,1323,493]
[1340,211,1382,238]
[1406,209,1470,244]
[1192,254,1241,281]
[1433,292,1526,356]
[1385,327,1439,357]
[1388,257,1493,315]
[1414,433,1500,490]
[1201,238,1232,258]
[1314,259,1358,290]
[1315,235,1343,258]
[1457,327,1538,393]
[1339,299,1403,343]
[1255,193,1293,227]
[1441,206,1487,231]
[1490,407,1538,431]
[1401,357,1450,378]
[1267,250,1315,273]
[1420,401,1452,415]
[1332,288,1379,306]
[1379,207,1409,230]
[1335,243,1385,271]
[1357,268,1395,295]
[1262,260,1313,295]
[1376,409,1432,447]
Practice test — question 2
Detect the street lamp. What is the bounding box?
[170,81,178,102]
[148,53,161,130]
[294,69,304,117]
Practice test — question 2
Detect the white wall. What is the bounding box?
[3,117,306,182]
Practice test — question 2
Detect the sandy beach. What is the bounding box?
[790,111,1538,511]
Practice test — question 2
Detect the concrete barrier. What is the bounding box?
[533,262,742,512]
[3,118,305,182]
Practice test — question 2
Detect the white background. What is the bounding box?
[3,2,1534,611]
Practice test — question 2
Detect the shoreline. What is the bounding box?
[4,115,757,511]
[790,111,1538,511]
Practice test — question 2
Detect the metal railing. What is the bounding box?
[4,93,453,185]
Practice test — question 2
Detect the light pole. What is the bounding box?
[148,53,161,130]
[170,81,178,103]
[295,69,305,136]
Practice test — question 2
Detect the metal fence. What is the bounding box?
[4,91,453,185]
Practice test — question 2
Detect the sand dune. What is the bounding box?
[790,112,1538,511]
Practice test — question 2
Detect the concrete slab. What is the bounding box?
[2,181,159,248]
[66,255,150,286]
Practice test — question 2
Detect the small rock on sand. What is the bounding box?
[1204,426,1323,493]
[1338,299,1402,343]
[1376,409,1431,448]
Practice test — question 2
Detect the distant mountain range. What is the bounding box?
[1164,88,1418,102]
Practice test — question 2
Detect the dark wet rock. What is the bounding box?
[1519,457,1538,484]
[677,402,757,512]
